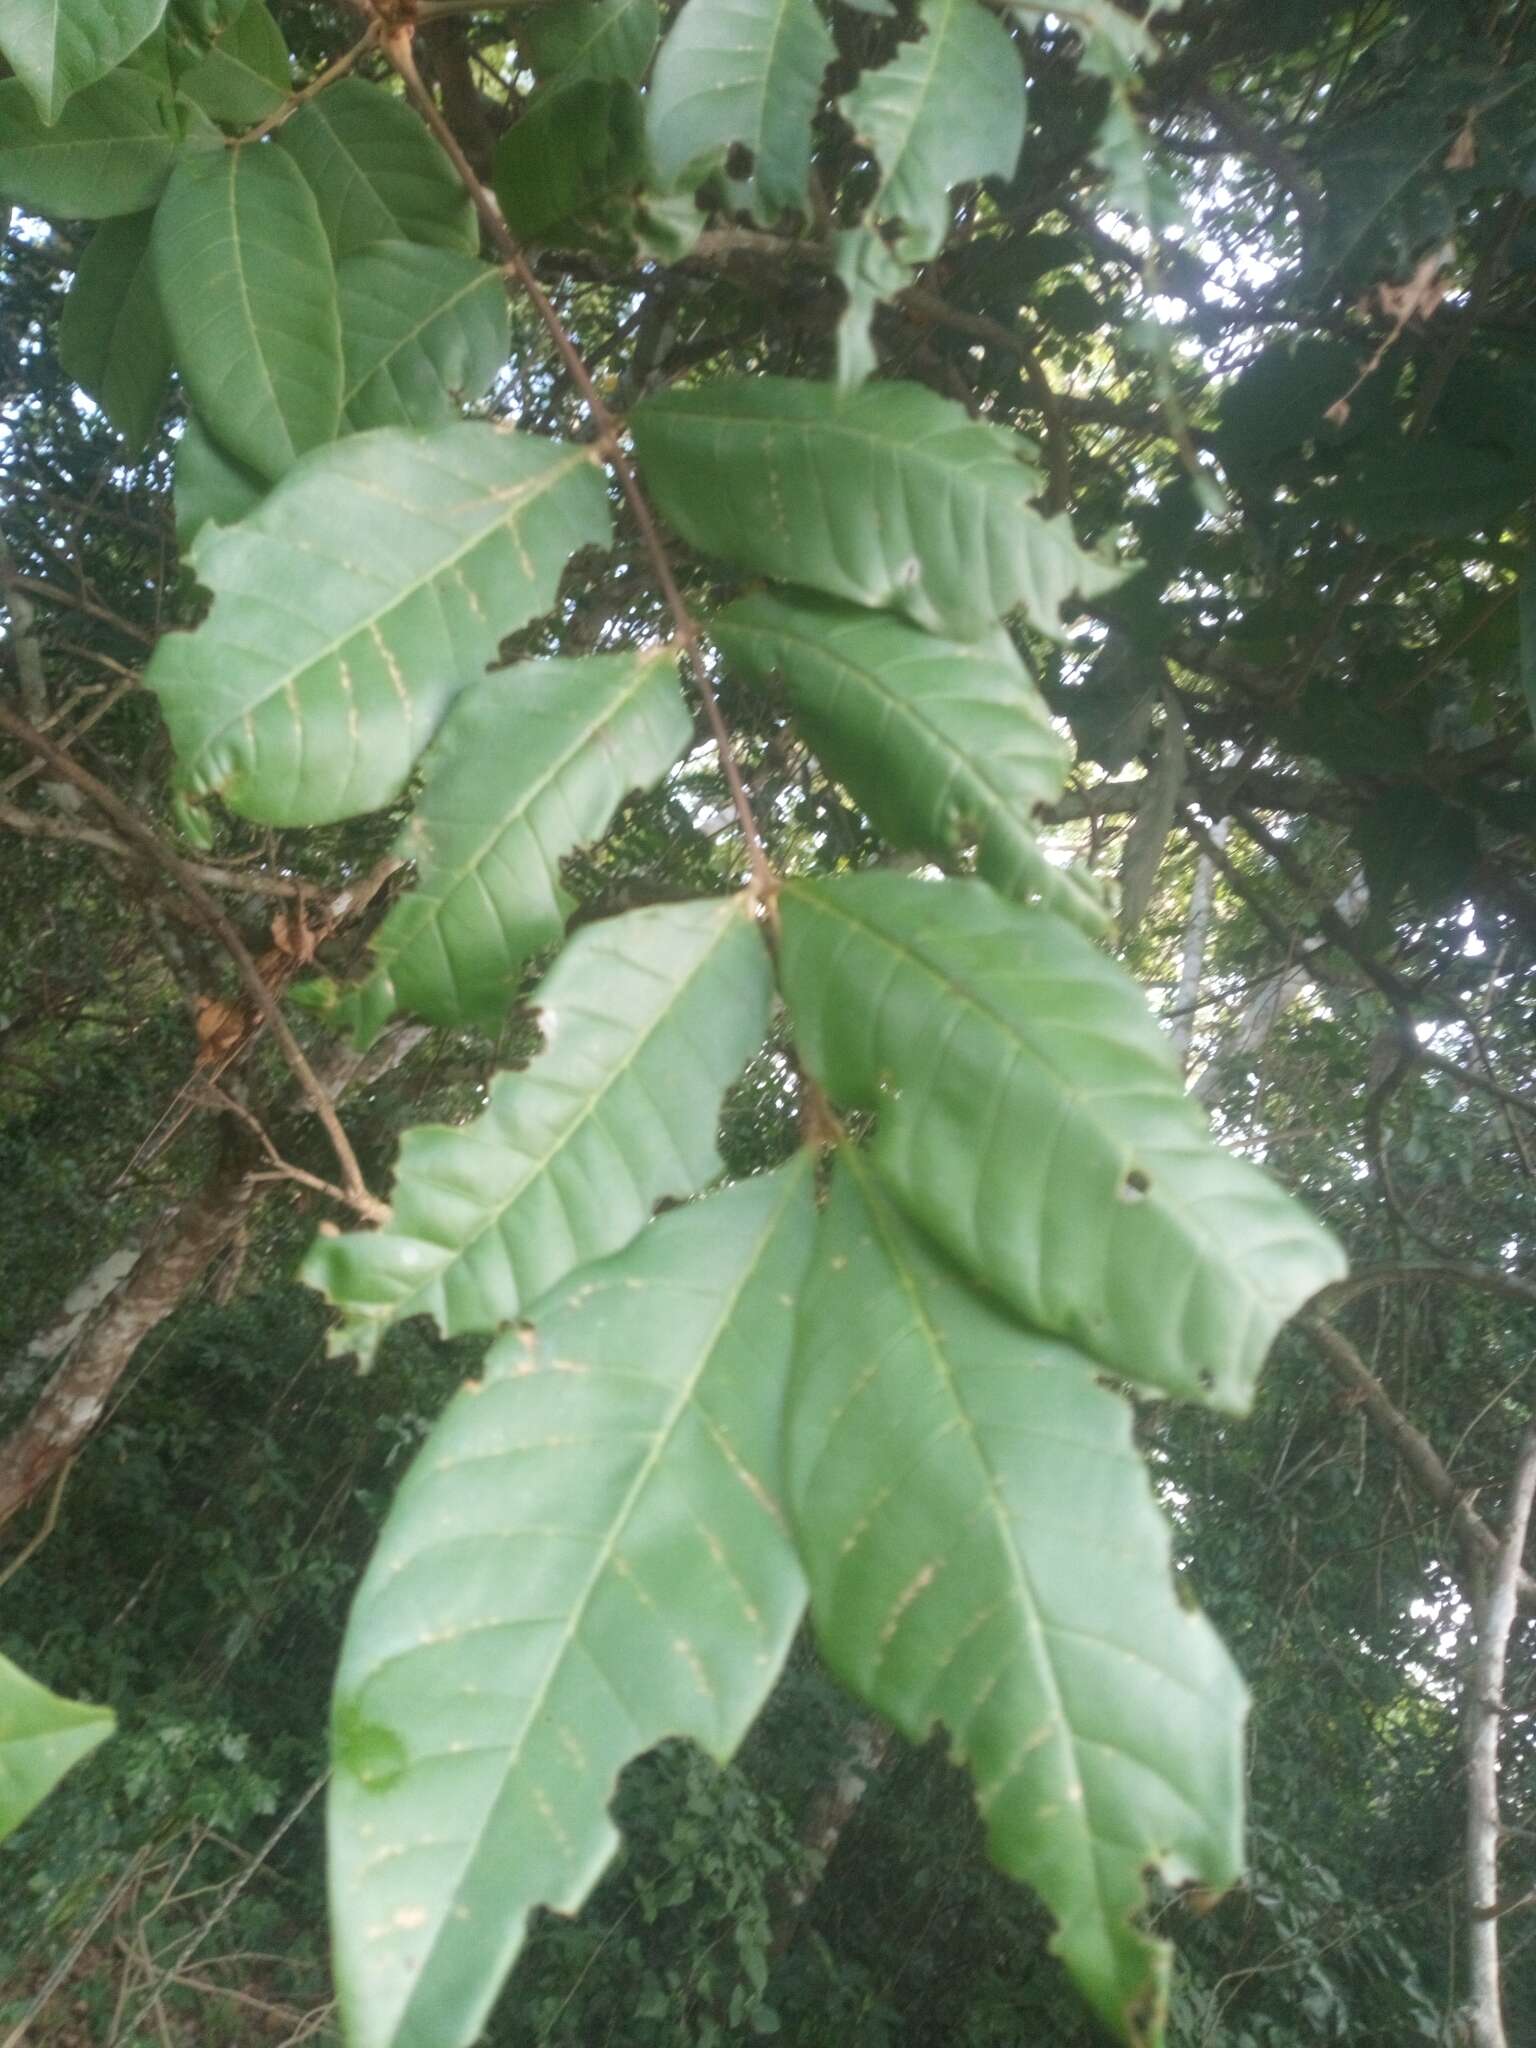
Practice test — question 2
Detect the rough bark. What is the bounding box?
[0,1147,258,1531]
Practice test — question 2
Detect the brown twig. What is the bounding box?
[235,25,380,145]
[379,21,774,900]
[0,701,385,1221]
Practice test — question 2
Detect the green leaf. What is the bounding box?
[153,142,342,483]
[647,0,834,224]
[59,211,171,450]
[303,897,773,1363]
[0,71,179,218]
[523,0,661,83]
[338,242,509,432]
[328,1160,813,2048]
[634,377,1125,641]
[370,646,691,1030]
[275,77,477,260]
[834,0,1025,382]
[175,0,289,129]
[777,873,1345,1410]
[790,1152,1243,2046]
[714,590,1110,933]
[0,0,167,125]
[146,423,610,826]
[493,78,646,248]
[1306,439,1530,541]
[173,412,265,549]
[0,1649,114,1843]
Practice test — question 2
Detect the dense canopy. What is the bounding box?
[0,3,1533,2045]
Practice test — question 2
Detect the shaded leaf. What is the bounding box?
[338,241,509,432]
[0,1649,114,1843]
[715,589,1110,932]
[59,210,171,450]
[0,0,166,125]
[303,897,773,1363]
[173,412,265,549]
[176,0,289,128]
[647,0,834,224]
[1115,698,1183,938]
[371,646,691,1030]
[633,377,1125,641]
[328,1161,813,2048]
[275,76,476,259]
[790,1154,1245,2044]
[146,424,610,825]
[153,141,342,482]
[0,71,179,218]
[523,0,661,84]
[778,872,1345,1410]
[493,77,646,248]
[834,0,1024,382]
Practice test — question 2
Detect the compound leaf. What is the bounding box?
[790,1153,1243,2045]
[0,1649,114,1844]
[338,242,509,432]
[778,873,1345,1410]
[370,646,691,1030]
[633,377,1125,641]
[0,0,166,125]
[153,141,342,482]
[275,77,476,259]
[715,590,1110,933]
[328,1160,812,2048]
[0,70,179,218]
[647,0,834,224]
[303,897,773,1364]
[146,423,610,826]
[59,210,171,450]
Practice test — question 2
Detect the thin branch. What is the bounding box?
[1297,1313,1536,1612]
[1464,1421,1536,2048]
[1315,1261,1536,1316]
[234,25,380,145]
[0,701,385,1221]
[381,23,775,899]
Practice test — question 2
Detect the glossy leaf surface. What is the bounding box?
[153,142,342,482]
[778,873,1345,1410]
[275,78,477,259]
[0,1650,114,1844]
[647,0,834,223]
[305,898,773,1364]
[371,647,690,1030]
[790,1155,1243,2043]
[0,0,166,124]
[338,242,508,432]
[715,590,1110,932]
[146,424,610,825]
[633,377,1125,640]
[0,71,178,217]
[328,1162,813,2048]
[59,211,171,450]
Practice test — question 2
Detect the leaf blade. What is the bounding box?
[329,1161,813,2048]
[0,0,167,124]
[647,0,834,223]
[275,77,477,259]
[152,142,343,482]
[0,71,179,218]
[778,872,1345,1410]
[0,1649,114,1843]
[633,377,1125,640]
[789,1154,1244,2043]
[338,241,509,432]
[715,589,1111,932]
[59,210,172,451]
[146,423,611,826]
[304,897,774,1363]
[372,646,691,1030]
